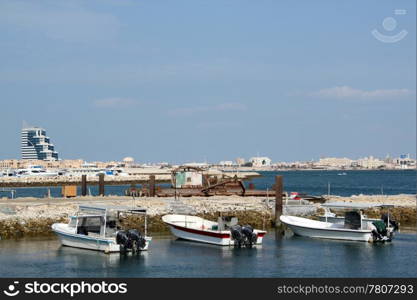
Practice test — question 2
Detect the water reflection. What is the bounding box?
[167,238,263,259]
[276,232,402,277]
[0,231,415,277]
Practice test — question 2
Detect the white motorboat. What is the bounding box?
[318,208,379,225]
[281,203,397,242]
[16,165,59,177]
[52,205,152,253]
[162,214,266,247]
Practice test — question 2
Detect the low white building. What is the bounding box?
[249,157,272,167]
[357,156,385,169]
[395,154,416,169]
[219,160,234,166]
[316,157,353,168]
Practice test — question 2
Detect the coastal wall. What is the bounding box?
[0,171,260,188]
[0,194,415,239]
[0,196,275,238]
[0,175,171,187]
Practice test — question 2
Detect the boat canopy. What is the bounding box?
[78,205,147,216]
[321,202,395,209]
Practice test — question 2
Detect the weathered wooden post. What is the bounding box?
[202,174,208,188]
[149,175,156,197]
[98,173,105,196]
[174,171,177,201]
[81,175,87,196]
[275,175,283,227]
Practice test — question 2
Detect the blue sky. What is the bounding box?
[0,0,415,163]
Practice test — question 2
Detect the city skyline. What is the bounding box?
[0,0,415,162]
[1,122,415,166]
[0,121,414,163]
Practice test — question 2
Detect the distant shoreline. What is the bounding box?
[221,167,417,172]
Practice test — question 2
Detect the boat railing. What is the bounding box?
[76,205,149,238]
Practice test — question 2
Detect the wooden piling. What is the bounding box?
[98,173,105,196]
[275,175,283,227]
[81,175,87,196]
[149,175,156,197]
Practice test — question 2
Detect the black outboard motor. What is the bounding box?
[116,229,146,253]
[241,225,258,247]
[230,225,244,247]
[116,230,132,253]
[128,229,146,251]
[230,224,258,247]
[381,213,399,231]
[371,220,391,242]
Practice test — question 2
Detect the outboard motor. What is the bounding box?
[230,224,258,247]
[241,225,258,247]
[127,229,146,251]
[116,229,146,253]
[371,220,391,242]
[381,213,399,231]
[230,225,244,247]
[116,230,130,252]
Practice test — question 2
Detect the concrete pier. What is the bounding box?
[0,171,260,188]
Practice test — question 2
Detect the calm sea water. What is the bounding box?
[0,230,416,278]
[2,170,416,199]
[252,170,417,196]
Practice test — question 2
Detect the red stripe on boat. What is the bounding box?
[171,224,231,239]
[257,232,266,237]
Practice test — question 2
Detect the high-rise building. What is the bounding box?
[21,126,59,160]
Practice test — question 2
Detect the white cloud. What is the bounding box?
[93,98,137,108]
[167,102,247,116]
[309,86,414,100]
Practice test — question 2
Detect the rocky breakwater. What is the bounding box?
[323,194,416,226]
[0,196,275,239]
[1,194,415,239]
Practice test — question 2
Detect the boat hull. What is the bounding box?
[280,216,373,242]
[163,215,266,246]
[52,223,151,252]
[167,224,265,246]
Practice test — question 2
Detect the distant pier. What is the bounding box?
[0,172,261,188]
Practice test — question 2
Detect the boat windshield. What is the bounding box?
[76,216,105,236]
[69,216,77,228]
